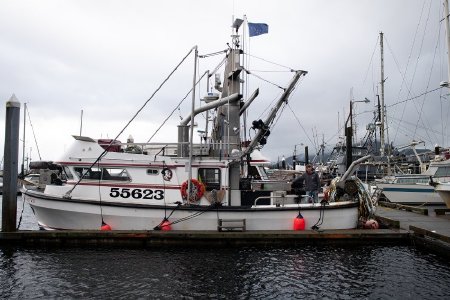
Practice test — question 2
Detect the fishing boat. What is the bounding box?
[23,19,375,231]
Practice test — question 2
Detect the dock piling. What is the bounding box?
[1,94,21,232]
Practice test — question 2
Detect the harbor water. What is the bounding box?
[1,196,450,299]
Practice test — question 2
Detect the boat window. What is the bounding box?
[248,166,261,180]
[63,166,74,180]
[198,168,221,191]
[103,168,130,181]
[147,169,159,175]
[73,167,130,181]
[435,166,450,177]
[257,166,269,180]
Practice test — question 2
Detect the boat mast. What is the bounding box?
[21,102,26,175]
[379,31,385,157]
[188,46,198,189]
[80,109,83,136]
[443,0,450,87]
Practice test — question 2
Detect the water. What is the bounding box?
[1,196,450,299]
[0,195,40,231]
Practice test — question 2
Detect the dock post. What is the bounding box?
[2,94,21,232]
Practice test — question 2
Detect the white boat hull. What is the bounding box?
[435,182,450,208]
[24,189,359,231]
[377,183,443,205]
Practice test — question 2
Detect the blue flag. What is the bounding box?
[248,22,268,37]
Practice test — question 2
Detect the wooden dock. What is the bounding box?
[0,228,408,248]
[376,202,450,258]
[0,203,449,259]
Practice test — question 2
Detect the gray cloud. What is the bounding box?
[1,0,449,164]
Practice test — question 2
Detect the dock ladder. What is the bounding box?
[217,219,246,232]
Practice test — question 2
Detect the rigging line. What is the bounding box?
[198,49,227,58]
[267,102,288,138]
[361,35,380,87]
[25,106,42,160]
[396,0,427,101]
[256,92,282,121]
[147,54,227,143]
[388,118,433,144]
[386,87,442,108]
[243,51,294,71]
[254,75,306,122]
[66,46,196,196]
[388,122,430,145]
[388,114,445,138]
[442,93,450,146]
[395,1,433,143]
[97,162,106,225]
[286,103,315,149]
[411,0,435,139]
[248,70,292,73]
[168,204,217,225]
[413,19,442,143]
[385,37,414,97]
[146,66,209,143]
[242,67,285,90]
[389,1,427,142]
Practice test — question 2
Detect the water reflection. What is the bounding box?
[1,245,450,299]
[1,196,450,298]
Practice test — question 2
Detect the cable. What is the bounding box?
[16,195,27,230]
[25,106,42,160]
[243,51,295,71]
[311,200,328,231]
[65,46,196,197]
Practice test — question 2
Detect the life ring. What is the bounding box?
[180,179,205,203]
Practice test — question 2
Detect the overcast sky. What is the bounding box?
[1,0,449,166]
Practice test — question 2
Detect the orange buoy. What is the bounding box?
[160,220,172,231]
[364,219,379,229]
[293,213,305,230]
[101,223,112,231]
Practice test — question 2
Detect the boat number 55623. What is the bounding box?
[109,188,164,200]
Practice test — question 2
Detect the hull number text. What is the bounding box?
[109,188,164,200]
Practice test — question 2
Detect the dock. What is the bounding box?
[0,228,409,248]
[376,202,450,258]
[0,203,449,259]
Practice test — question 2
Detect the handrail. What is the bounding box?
[252,194,301,207]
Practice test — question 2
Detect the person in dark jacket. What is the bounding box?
[291,164,320,203]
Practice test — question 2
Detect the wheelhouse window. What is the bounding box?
[248,165,268,180]
[63,166,74,180]
[198,168,221,191]
[435,166,450,177]
[147,169,159,175]
[74,167,130,181]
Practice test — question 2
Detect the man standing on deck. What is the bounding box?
[292,164,320,203]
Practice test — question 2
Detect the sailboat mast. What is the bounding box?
[21,102,26,175]
[444,0,450,86]
[379,31,385,157]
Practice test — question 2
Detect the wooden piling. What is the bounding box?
[1,94,21,232]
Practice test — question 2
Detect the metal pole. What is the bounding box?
[80,109,83,136]
[445,0,450,85]
[380,31,385,157]
[346,101,353,170]
[21,102,26,175]
[187,46,198,198]
[2,94,21,232]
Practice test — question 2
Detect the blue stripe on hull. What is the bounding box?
[382,187,434,193]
